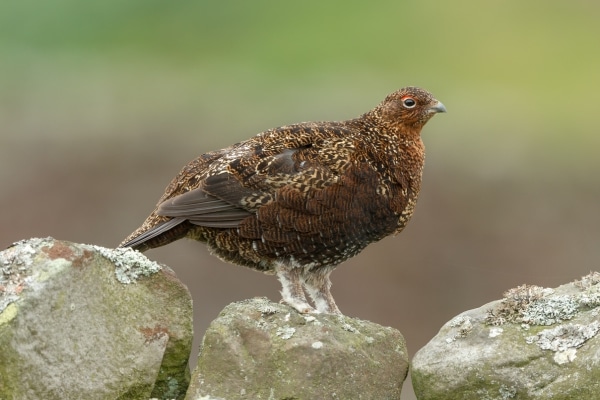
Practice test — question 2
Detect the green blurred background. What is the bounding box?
[1,1,599,398]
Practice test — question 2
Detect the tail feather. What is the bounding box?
[119,217,191,252]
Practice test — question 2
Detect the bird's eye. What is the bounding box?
[402,97,416,108]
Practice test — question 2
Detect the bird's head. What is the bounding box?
[369,86,446,133]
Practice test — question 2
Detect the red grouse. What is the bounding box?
[120,87,446,314]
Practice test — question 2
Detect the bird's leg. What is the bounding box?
[302,269,341,314]
[275,264,317,314]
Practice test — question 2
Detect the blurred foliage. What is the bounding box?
[1,1,599,159]
[1,1,598,84]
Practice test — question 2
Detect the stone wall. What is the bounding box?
[1,238,598,399]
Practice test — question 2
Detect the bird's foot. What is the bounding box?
[276,266,318,314]
[302,272,342,314]
[319,304,342,315]
[280,298,320,314]
[309,294,341,314]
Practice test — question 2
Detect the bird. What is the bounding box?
[120,86,446,314]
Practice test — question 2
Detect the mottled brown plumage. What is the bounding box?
[120,87,446,314]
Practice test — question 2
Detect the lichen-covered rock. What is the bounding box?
[412,272,600,400]
[186,297,408,400]
[0,237,193,400]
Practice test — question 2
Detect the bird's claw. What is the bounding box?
[279,299,319,314]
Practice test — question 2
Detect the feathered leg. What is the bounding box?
[303,269,341,314]
[275,264,317,313]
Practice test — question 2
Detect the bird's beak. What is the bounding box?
[428,101,447,114]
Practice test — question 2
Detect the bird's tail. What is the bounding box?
[119,217,190,252]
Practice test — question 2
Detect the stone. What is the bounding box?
[412,272,600,400]
[185,297,408,400]
[0,237,193,400]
